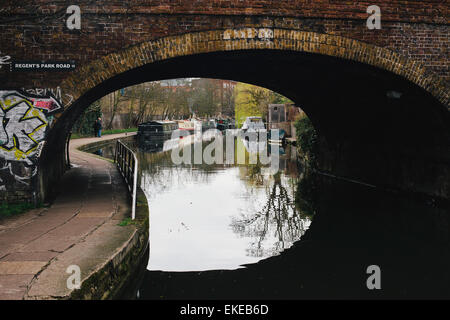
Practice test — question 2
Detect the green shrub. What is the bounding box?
[294,116,318,160]
[72,101,102,136]
[0,202,41,218]
[118,217,137,226]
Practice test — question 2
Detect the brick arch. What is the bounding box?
[58,28,448,110]
[35,27,450,203]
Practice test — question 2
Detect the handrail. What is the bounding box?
[114,139,138,220]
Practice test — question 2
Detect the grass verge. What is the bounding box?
[71,128,137,139]
[118,217,137,227]
[0,202,42,219]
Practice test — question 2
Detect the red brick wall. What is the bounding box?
[3,1,447,23]
[0,1,448,88]
[1,1,448,203]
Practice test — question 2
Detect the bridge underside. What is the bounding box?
[40,49,450,200]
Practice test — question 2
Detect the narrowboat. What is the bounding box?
[177,120,195,133]
[215,118,230,131]
[241,116,266,133]
[137,136,183,154]
[137,120,178,141]
[202,119,216,131]
[190,119,216,132]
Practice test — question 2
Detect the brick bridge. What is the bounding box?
[0,1,449,203]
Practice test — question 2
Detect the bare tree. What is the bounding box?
[106,90,125,130]
[126,84,153,126]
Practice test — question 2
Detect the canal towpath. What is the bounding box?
[0,132,146,299]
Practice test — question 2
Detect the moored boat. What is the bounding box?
[177,119,195,132]
[215,118,231,131]
[241,116,265,133]
[137,120,178,141]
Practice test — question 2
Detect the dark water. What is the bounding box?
[90,137,450,299]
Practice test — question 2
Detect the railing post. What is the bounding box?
[114,139,138,220]
[132,153,137,220]
[114,140,118,163]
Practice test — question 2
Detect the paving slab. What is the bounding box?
[26,222,136,299]
[0,133,138,300]
[0,251,58,262]
[0,243,22,260]
[0,275,34,300]
[0,261,48,275]
[0,208,45,231]
[16,235,77,254]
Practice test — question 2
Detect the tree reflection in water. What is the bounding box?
[230,166,311,258]
[135,137,312,260]
[111,137,450,299]
[138,141,226,202]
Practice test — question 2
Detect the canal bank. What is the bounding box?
[0,133,149,300]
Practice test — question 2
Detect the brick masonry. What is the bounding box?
[0,1,448,92]
[57,28,448,109]
[0,1,448,203]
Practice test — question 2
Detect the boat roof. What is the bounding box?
[139,120,177,125]
[245,116,262,119]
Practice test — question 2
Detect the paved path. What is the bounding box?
[0,133,137,299]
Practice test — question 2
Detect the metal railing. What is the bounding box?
[114,139,138,220]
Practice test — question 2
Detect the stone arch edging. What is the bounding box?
[58,27,449,111]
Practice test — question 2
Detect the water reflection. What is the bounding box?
[127,172,450,300]
[230,170,311,258]
[138,139,309,271]
[90,137,450,299]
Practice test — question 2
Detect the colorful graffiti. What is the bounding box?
[24,87,74,107]
[0,90,62,190]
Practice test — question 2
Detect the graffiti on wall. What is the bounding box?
[0,90,62,190]
[23,87,74,107]
[0,52,12,70]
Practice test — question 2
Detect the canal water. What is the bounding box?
[88,135,450,299]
